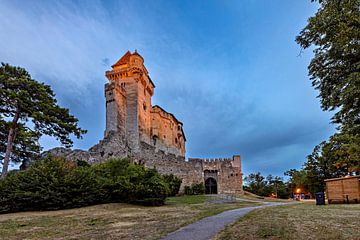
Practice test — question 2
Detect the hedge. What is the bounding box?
[0,157,182,213]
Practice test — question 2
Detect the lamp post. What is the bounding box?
[296,188,301,200]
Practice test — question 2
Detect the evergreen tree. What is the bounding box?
[0,63,86,177]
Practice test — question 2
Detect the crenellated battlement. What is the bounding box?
[188,155,241,167]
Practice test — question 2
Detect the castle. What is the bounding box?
[45,51,243,194]
[104,51,185,157]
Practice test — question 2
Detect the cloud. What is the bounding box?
[0,0,334,177]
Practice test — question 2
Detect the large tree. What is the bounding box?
[296,0,360,132]
[0,63,86,177]
[296,0,360,180]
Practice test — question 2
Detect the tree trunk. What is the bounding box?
[1,110,20,178]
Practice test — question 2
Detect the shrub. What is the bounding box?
[163,174,182,196]
[184,185,192,195]
[0,157,100,212]
[191,183,205,195]
[0,157,173,213]
[93,158,170,205]
[184,183,205,195]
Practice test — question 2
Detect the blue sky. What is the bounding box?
[0,0,336,177]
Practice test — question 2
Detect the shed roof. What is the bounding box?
[324,175,360,182]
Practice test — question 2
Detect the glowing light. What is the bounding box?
[296,188,301,194]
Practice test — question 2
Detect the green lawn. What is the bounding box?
[215,202,360,240]
[0,195,258,240]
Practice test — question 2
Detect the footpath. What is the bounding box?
[161,199,296,240]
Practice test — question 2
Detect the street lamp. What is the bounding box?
[295,188,301,200]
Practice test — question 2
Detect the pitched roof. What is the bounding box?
[111,51,146,68]
[132,51,144,60]
[111,51,132,68]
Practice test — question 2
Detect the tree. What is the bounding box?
[244,172,268,196]
[0,121,41,169]
[266,175,284,198]
[0,63,86,177]
[327,133,360,174]
[306,134,360,177]
[284,169,309,193]
[244,172,290,198]
[296,0,360,133]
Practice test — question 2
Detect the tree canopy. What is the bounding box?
[290,0,360,194]
[0,63,87,177]
[244,172,290,198]
[296,0,360,133]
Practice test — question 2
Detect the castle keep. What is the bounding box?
[45,51,243,194]
[104,51,185,157]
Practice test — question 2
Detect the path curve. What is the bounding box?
[161,202,294,240]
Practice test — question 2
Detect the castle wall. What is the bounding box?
[105,82,127,137]
[189,157,243,194]
[150,106,185,157]
[135,142,204,190]
[137,77,152,145]
[124,80,140,152]
[42,134,243,194]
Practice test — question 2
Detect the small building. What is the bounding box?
[325,175,360,204]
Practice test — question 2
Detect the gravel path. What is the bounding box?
[161,202,292,240]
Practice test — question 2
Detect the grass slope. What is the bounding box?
[215,202,360,240]
[0,195,258,240]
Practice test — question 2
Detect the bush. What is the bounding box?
[93,158,169,205]
[0,157,175,213]
[163,174,182,196]
[184,183,205,195]
[0,157,100,212]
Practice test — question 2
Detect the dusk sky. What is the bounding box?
[0,0,336,177]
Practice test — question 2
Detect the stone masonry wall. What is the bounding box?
[42,133,243,193]
[105,82,127,137]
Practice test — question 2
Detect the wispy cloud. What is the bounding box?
[0,0,333,176]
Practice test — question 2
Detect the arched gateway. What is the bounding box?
[205,177,218,194]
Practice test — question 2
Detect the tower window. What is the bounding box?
[175,138,178,143]
[143,103,147,111]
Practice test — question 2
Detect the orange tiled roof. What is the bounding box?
[111,51,131,68]
[111,51,145,68]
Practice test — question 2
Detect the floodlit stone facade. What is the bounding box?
[104,51,185,156]
[44,51,243,194]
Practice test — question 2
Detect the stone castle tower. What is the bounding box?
[105,51,185,156]
[43,50,243,194]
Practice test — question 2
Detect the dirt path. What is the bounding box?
[160,202,295,240]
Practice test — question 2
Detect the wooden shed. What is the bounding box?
[325,175,360,204]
